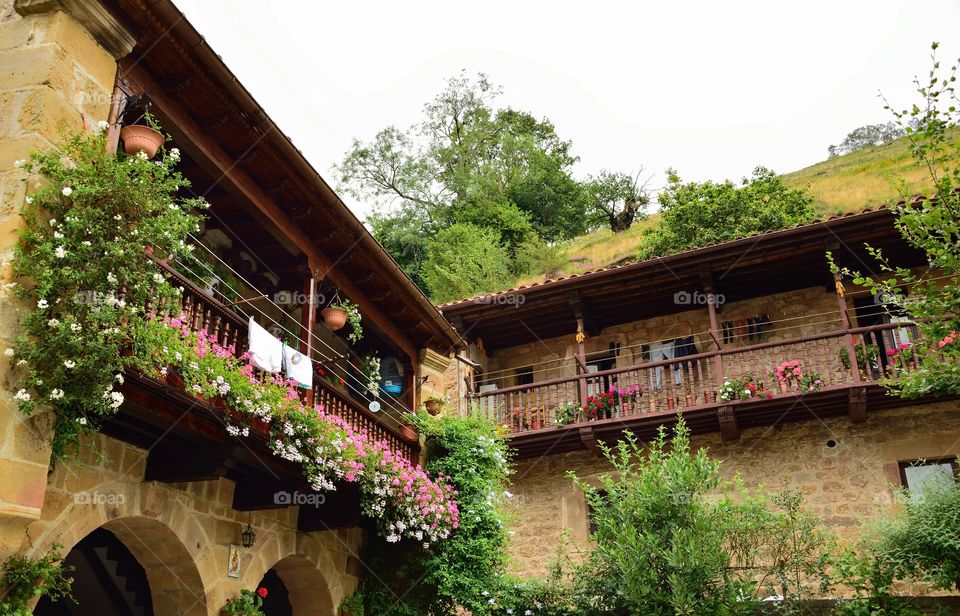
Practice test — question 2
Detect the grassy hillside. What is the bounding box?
[516,130,956,286]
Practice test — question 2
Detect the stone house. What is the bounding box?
[0,0,459,613]
[439,207,960,578]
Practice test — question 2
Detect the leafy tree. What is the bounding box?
[828,122,907,158]
[638,166,819,259]
[583,170,650,232]
[338,72,622,298]
[421,223,514,304]
[832,42,960,399]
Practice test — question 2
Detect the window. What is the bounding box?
[515,366,534,386]
[899,458,958,497]
[586,489,608,535]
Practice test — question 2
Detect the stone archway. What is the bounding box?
[34,515,208,616]
[260,555,335,616]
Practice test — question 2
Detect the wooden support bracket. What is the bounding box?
[580,426,603,456]
[718,405,739,441]
[848,387,868,423]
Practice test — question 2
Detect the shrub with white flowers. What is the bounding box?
[11,126,205,461]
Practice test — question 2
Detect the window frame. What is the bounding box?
[898,457,959,491]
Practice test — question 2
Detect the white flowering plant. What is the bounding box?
[11,128,206,461]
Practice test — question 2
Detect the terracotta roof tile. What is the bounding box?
[437,203,910,310]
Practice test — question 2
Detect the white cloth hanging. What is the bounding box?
[648,341,681,389]
[283,344,313,389]
[248,317,282,373]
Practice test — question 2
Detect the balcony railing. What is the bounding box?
[140,260,420,460]
[468,322,920,435]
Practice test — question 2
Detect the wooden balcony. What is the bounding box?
[468,322,933,458]
[101,264,419,528]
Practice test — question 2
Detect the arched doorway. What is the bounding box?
[35,528,153,615]
[260,555,334,616]
[34,517,207,616]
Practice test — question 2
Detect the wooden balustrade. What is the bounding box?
[145,263,420,462]
[469,322,921,435]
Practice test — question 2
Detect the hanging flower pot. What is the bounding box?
[120,124,165,158]
[321,306,348,331]
[424,399,441,415]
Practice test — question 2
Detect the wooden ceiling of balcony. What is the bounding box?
[101,0,462,358]
[442,209,929,351]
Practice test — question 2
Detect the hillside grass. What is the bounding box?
[516,129,958,285]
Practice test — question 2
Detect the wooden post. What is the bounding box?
[300,273,317,406]
[703,275,725,391]
[105,82,126,154]
[835,273,862,383]
[576,318,588,405]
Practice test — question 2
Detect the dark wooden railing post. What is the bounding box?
[300,270,317,406]
[834,273,861,383]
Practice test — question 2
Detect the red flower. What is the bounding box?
[256,587,268,599]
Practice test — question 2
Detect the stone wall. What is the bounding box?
[21,431,363,615]
[503,400,960,578]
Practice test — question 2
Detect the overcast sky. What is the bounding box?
[174,0,960,219]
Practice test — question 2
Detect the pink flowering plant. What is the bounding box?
[130,314,459,544]
[774,360,803,388]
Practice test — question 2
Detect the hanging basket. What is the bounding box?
[424,399,442,416]
[398,423,418,441]
[120,125,165,158]
[321,306,348,331]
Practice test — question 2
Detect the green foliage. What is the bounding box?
[360,413,513,616]
[511,234,567,279]
[10,126,205,462]
[330,298,363,344]
[583,170,650,232]
[421,223,514,303]
[0,543,73,615]
[221,588,266,615]
[338,591,365,616]
[338,72,627,300]
[828,122,907,159]
[638,166,819,259]
[831,43,960,399]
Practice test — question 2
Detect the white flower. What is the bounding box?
[81,240,91,246]
[25,196,33,204]
[13,159,25,168]
[96,120,109,132]
[169,147,180,160]
[114,373,124,384]
[3,348,13,357]
[47,318,60,328]
[167,203,178,210]
[106,272,118,285]
[110,391,124,408]
[136,151,148,160]
[53,231,63,239]
[63,360,75,369]
[16,359,26,366]
[36,299,49,309]
[70,323,81,332]
[77,417,87,425]
[49,218,57,227]
[61,186,73,197]
[14,389,30,401]
[113,214,122,221]
[49,388,64,400]
[153,273,165,284]
[54,246,67,259]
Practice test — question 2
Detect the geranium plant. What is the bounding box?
[719,376,771,401]
[800,372,824,392]
[222,587,268,615]
[774,360,803,389]
[838,338,880,373]
[582,384,641,420]
[11,127,204,461]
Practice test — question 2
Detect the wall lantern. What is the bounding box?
[241,513,256,548]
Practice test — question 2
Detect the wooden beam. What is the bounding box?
[567,290,600,336]
[232,480,304,511]
[297,484,362,532]
[579,426,603,456]
[718,405,739,441]
[122,60,421,362]
[848,387,867,423]
[300,271,317,407]
[145,444,243,483]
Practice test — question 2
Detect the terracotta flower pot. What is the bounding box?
[779,382,789,394]
[321,306,348,331]
[424,399,441,415]
[704,391,716,404]
[685,394,695,407]
[120,124,165,158]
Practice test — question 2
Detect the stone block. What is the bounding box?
[0,456,48,509]
[0,44,71,92]
[18,85,82,142]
